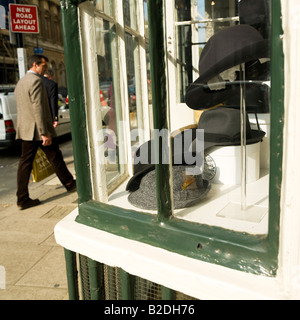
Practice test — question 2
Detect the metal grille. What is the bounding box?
[79,255,91,300]
[134,277,162,300]
[78,255,197,300]
[104,265,119,300]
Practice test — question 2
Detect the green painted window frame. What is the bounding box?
[61,0,284,276]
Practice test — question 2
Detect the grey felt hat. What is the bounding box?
[128,166,211,210]
[126,131,201,192]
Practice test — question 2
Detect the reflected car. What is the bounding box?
[55,104,71,137]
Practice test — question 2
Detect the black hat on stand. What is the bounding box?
[191,107,266,151]
[185,25,270,111]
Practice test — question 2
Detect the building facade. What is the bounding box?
[0,0,66,91]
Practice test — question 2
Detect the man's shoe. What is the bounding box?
[66,180,77,193]
[18,198,41,210]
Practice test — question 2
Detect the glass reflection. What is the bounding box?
[94,0,114,16]
[176,0,271,233]
[96,18,120,185]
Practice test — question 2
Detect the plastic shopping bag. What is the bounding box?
[31,147,55,182]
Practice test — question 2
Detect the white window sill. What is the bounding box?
[54,208,282,300]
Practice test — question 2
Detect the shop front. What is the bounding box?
[54,0,300,300]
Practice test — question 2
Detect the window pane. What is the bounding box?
[94,0,114,16]
[143,3,152,122]
[123,0,137,30]
[95,18,122,186]
[143,0,149,38]
[176,0,239,103]
[176,1,192,102]
[125,0,271,234]
[124,32,142,146]
[173,0,271,233]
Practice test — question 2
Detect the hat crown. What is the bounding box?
[128,166,211,210]
[199,108,252,143]
[199,25,269,84]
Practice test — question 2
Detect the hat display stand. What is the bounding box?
[216,64,268,223]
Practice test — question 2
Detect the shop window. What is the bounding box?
[79,0,150,199]
[74,0,282,276]
[81,11,124,198]
[92,0,272,236]
[168,0,271,235]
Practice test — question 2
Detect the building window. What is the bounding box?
[43,11,51,40]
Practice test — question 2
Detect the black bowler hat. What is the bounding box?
[185,25,270,110]
[191,107,265,151]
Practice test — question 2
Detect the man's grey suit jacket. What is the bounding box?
[15,72,57,141]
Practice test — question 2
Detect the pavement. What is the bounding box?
[0,142,77,300]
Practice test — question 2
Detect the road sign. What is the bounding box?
[9,4,39,34]
[34,47,43,54]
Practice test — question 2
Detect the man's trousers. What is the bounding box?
[16,139,74,205]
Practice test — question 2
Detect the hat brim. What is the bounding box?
[223,83,270,113]
[202,129,265,150]
[128,174,211,211]
[184,126,266,150]
[126,135,203,192]
[126,127,265,192]
[126,164,155,192]
[185,80,269,111]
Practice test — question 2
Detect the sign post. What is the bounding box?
[17,47,27,79]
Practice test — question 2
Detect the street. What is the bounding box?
[0,134,74,204]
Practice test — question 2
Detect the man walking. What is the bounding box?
[42,69,59,128]
[15,54,76,210]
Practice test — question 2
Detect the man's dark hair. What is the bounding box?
[28,54,49,68]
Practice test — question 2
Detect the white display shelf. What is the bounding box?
[107,170,269,235]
